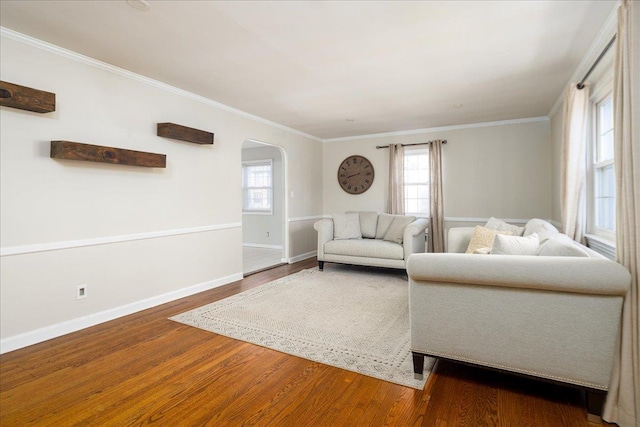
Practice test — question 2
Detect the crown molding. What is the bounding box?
[322,116,549,143]
[547,2,619,118]
[0,27,323,143]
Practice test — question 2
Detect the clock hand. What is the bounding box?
[346,173,361,178]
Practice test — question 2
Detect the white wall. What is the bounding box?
[241,145,283,247]
[323,119,553,225]
[0,34,323,349]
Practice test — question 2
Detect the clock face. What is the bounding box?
[337,155,375,194]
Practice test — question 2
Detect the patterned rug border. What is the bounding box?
[170,267,434,389]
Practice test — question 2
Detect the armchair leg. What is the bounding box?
[412,352,425,380]
[318,261,324,271]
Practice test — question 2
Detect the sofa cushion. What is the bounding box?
[536,234,590,257]
[491,233,540,255]
[523,218,559,243]
[465,226,512,254]
[375,214,396,239]
[485,217,525,236]
[324,239,404,260]
[333,213,362,240]
[346,211,378,238]
[384,215,416,244]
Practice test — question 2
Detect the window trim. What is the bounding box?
[242,159,274,215]
[403,147,430,217]
[586,85,616,242]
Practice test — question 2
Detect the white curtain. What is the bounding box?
[387,144,405,215]
[428,140,445,253]
[561,83,590,243]
[603,1,639,426]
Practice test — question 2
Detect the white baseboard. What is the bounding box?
[242,243,283,249]
[287,250,317,264]
[0,272,243,355]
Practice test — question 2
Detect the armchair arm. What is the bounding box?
[403,218,429,260]
[314,219,333,261]
[407,253,630,296]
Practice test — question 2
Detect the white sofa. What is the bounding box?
[314,212,429,270]
[407,218,630,418]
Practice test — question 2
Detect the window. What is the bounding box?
[404,149,429,216]
[591,94,615,234]
[242,159,273,214]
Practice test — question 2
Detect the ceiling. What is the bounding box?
[0,1,616,140]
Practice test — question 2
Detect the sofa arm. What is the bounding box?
[407,253,630,296]
[314,219,333,261]
[447,227,475,253]
[403,218,429,260]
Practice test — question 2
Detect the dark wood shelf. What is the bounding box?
[0,80,56,113]
[157,122,214,145]
[51,141,166,168]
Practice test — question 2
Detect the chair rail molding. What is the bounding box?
[288,215,327,223]
[0,222,242,257]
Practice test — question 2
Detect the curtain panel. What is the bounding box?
[387,144,405,215]
[428,140,445,253]
[561,83,590,244]
[603,1,639,426]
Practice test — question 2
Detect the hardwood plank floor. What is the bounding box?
[0,258,613,426]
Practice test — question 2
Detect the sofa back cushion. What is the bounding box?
[485,217,525,236]
[375,214,395,239]
[383,215,416,244]
[536,234,591,257]
[523,218,559,243]
[346,211,378,238]
[375,214,415,240]
[333,213,362,240]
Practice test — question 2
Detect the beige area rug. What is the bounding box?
[170,266,434,389]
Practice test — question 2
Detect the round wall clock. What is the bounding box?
[337,155,375,194]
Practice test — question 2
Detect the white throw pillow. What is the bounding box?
[485,217,525,236]
[383,216,416,244]
[523,218,559,243]
[536,234,590,257]
[465,226,512,254]
[491,233,540,255]
[333,213,362,240]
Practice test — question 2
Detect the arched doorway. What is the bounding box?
[241,139,288,275]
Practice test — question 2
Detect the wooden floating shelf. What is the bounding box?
[0,80,56,113]
[51,141,166,168]
[157,122,214,145]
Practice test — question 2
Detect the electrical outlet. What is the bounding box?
[77,285,87,300]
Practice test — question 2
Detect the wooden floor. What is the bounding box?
[0,258,612,426]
